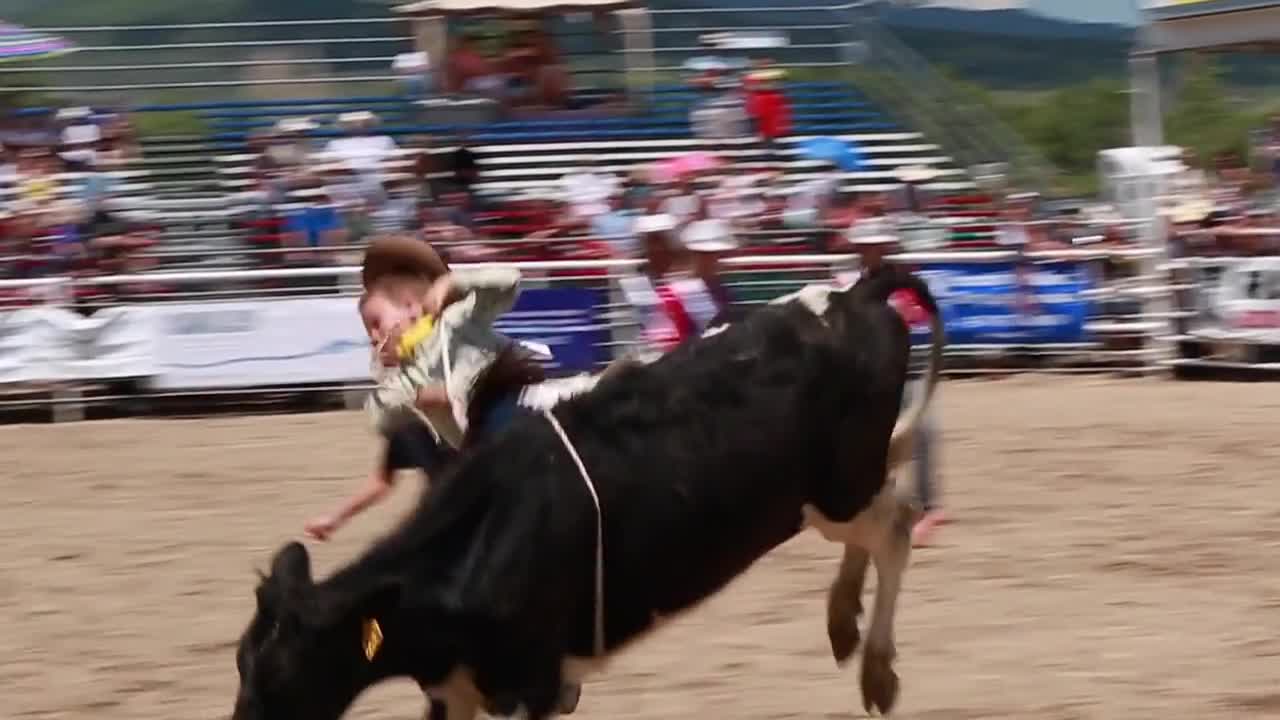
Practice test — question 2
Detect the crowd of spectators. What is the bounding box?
[0,108,159,309]
[1164,138,1280,258]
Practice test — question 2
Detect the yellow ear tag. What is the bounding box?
[362,618,384,661]
[396,315,436,360]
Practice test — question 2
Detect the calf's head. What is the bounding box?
[232,542,394,720]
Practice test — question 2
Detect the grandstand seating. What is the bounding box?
[11,81,999,269]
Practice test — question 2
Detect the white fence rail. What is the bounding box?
[0,249,1187,421]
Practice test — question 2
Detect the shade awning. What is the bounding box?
[395,0,637,14]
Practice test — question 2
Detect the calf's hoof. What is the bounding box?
[826,614,861,667]
[859,646,899,715]
[557,682,582,714]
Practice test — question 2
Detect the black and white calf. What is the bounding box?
[232,265,944,720]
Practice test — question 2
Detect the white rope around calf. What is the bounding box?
[542,409,606,658]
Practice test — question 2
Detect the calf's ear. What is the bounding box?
[269,541,314,592]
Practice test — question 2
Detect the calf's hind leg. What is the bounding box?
[859,490,918,715]
[805,481,920,716]
[826,545,869,665]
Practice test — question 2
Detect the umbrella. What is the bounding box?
[0,22,76,64]
[653,151,722,183]
[795,136,866,172]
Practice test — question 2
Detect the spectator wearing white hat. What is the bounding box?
[325,111,398,196]
[620,212,718,354]
[681,217,740,325]
[58,109,102,171]
[392,50,433,100]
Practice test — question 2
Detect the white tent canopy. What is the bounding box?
[397,0,635,12]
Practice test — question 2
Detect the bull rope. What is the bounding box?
[542,409,606,658]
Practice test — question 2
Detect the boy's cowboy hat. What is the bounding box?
[361,235,449,290]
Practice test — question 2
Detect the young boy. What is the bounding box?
[308,234,598,714]
[305,234,523,538]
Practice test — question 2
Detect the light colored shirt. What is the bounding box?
[325,134,398,177]
[368,266,522,447]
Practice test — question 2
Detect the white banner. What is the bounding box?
[1192,257,1280,344]
[0,306,157,384]
[148,297,370,390]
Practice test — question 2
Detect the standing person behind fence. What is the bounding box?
[839,219,945,546]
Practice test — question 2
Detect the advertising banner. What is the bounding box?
[1185,257,1280,345]
[148,286,609,390]
[0,306,157,384]
[913,261,1093,345]
[493,287,610,374]
[148,297,370,390]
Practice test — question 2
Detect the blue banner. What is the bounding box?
[493,287,610,374]
[912,261,1092,345]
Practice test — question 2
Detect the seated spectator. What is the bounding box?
[282,189,348,265]
[501,26,570,109]
[589,190,637,258]
[99,112,142,163]
[15,146,61,207]
[0,143,17,202]
[265,117,317,171]
[393,50,433,99]
[56,106,100,171]
[445,31,506,99]
[420,195,477,257]
[447,137,480,194]
[691,76,749,146]
[783,162,841,230]
[325,112,398,194]
[562,162,620,221]
[369,176,420,235]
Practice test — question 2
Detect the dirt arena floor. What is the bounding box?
[3,376,1280,720]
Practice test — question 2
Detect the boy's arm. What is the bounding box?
[435,266,522,326]
[304,454,396,541]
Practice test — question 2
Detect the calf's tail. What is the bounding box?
[853,265,945,469]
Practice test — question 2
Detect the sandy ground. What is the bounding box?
[3,376,1280,720]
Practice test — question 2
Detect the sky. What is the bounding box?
[927,0,1142,25]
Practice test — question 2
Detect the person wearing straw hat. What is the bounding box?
[843,220,946,546]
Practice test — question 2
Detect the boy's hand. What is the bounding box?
[415,383,451,410]
[304,515,341,541]
[377,329,404,367]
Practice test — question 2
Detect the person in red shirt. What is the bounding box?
[744,67,792,169]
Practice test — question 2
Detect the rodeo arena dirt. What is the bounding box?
[3,380,1280,720]
[7,4,1280,720]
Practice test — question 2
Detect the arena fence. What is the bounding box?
[0,248,1182,422]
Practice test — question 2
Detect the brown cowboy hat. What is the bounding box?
[361,235,449,290]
